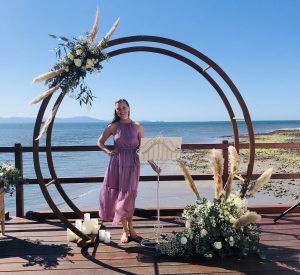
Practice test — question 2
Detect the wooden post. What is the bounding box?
[14,143,24,217]
[222,140,229,187]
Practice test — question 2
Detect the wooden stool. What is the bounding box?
[0,188,5,235]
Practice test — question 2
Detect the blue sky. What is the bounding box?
[0,0,299,121]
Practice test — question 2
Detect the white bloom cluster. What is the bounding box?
[157,193,261,259]
[214,241,222,250]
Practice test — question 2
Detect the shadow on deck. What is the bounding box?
[0,213,299,274]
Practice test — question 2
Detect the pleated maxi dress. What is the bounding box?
[99,121,140,225]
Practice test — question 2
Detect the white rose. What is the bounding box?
[180,236,187,245]
[76,49,83,56]
[0,172,3,177]
[86,59,94,67]
[229,236,234,242]
[74,59,82,67]
[200,229,207,237]
[67,53,74,61]
[229,240,234,247]
[63,66,69,72]
[213,241,222,250]
[185,221,191,228]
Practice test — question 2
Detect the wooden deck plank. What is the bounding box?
[1,213,300,274]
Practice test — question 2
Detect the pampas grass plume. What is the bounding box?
[211,149,224,199]
[178,160,200,200]
[228,145,240,174]
[89,7,99,41]
[233,211,261,228]
[32,68,64,84]
[30,84,60,104]
[224,173,234,200]
[35,100,61,140]
[248,168,273,197]
[97,17,120,47]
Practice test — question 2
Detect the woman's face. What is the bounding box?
[115,101,130,120]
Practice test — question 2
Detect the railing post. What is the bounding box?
[14,143,24,217]
[222,140,229,187]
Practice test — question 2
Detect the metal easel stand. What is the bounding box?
[274,201,300,222]
[141,161,163,248]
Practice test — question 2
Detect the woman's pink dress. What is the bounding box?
[99,121,140,225]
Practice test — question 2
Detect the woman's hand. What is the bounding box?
[108,149,118,156]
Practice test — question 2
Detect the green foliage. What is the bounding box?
[157,193,262,259]
[47,34,109,107]
[0,163,21,196]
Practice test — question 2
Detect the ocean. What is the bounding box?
[1,120,300,215]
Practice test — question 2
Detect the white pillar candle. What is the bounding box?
[75,219,82,230]
[104,231,111,243]
[90,218,98,227]
[75,219,82,240]
[84,213,90,223]
[99,229,106,241]
[67,228,76,242]
[82,220,93,235]
[92,224,99,235]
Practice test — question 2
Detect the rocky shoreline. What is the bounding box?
[181,129,300,201]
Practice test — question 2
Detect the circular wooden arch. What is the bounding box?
[33,35,255,241]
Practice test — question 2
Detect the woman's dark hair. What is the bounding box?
[111,99,130,124]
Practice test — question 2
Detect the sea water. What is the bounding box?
[1,120,300,215]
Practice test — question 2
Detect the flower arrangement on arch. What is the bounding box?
[31,8,120,140]
[157,146,273,259]
[0,163,21,196]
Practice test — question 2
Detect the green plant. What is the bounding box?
[0,163,21,196]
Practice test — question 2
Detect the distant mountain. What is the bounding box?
[0,116,107,124]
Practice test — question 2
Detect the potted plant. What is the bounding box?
[0,162,21,196]
[0,162,21,234]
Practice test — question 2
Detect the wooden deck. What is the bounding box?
[0,212,300,274]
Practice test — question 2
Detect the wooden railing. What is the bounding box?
[1,141,300,217]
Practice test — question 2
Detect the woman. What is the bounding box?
[97,99,161,243]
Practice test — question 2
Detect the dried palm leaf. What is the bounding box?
[30,84,60,104]
[89,7,99,41]
[178,160,200,200]
[211,149,224,199]
[32,68,64,84]
[233,211,261,228]
[247,168,273,197]
[97,17,120,47]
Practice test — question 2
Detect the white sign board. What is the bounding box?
[138,137,182,161]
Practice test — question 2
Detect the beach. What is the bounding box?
[181,129,300,202]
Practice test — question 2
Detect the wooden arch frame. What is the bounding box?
[33,35,255,242]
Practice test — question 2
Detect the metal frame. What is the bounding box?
[33,35,255,241]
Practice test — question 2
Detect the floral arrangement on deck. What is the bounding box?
[157,146,273,259]
[0,163,21,196]
[31,8,120,140]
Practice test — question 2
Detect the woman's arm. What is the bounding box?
[97,124,116,155]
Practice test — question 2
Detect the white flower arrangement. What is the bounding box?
[157,147,272,260]
[30,8,120,140]
[0,163,21,196]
